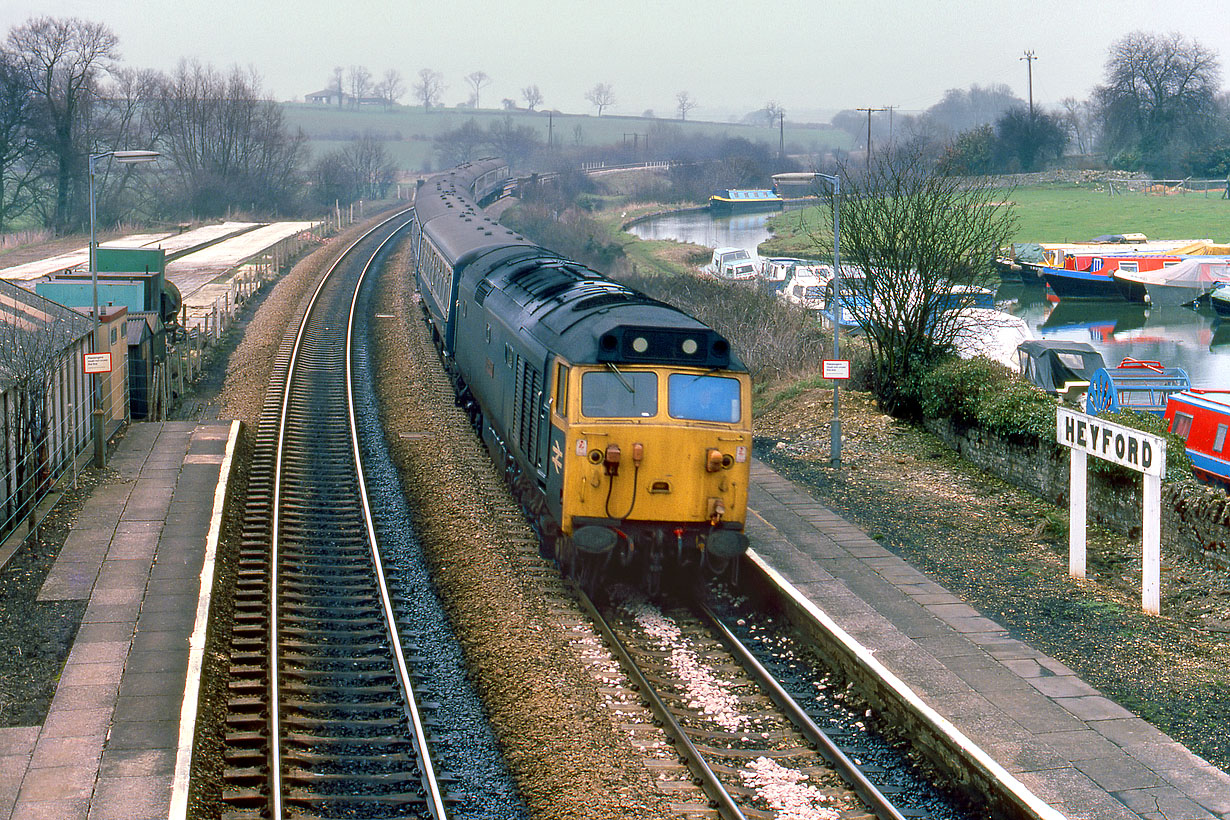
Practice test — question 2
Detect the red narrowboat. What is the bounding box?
[1164,389,1230,489]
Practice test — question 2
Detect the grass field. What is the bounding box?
[761,182,1230,257]
[282,103,850,173]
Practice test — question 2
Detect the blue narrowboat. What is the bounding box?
[708,188,783,214]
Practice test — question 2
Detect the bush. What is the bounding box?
[917,355,1012,426]
[1089,409,1194,485]
[974,377,1058,442]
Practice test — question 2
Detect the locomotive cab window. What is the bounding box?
[668,374,741,423]
[581,370,657,418]
[554,363,569,418]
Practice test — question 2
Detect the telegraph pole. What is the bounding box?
[1021,50,1036,118]
[885,105,896,148]
[857,107,887,169]
[779,111,785,159]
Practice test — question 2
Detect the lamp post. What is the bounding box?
[88,149,159,468]
[813,172,842,466]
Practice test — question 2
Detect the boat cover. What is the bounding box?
[1113,258,1230,306]
[1015,340,1105,395]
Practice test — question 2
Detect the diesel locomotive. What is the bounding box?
[409,159,752,591]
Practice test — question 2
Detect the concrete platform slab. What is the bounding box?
[746,458,1229,820]
[2,420,239,820]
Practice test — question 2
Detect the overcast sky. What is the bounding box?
[3,0,1228,122]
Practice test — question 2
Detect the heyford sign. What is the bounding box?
[1056,407,1166,477]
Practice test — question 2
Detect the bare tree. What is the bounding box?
[522,84,543,111]
[585,82,615,116]
[6,16,118,232]
[763,100,784,127]
[91,66,164,226]
[330,65,344,108]
[1094,30,1220,172]
[803,143,1017,412]
[1060,96,1096,156]
[373,69,404,111]
[465,71,491,110]
[413,68,445,112]
[0,282,91,531]
[153,60,307,217]
[486,115,541,168]
[432,118,487,166]
[676,90,697,121]
[346,65,372,109]
[0,49,39,233]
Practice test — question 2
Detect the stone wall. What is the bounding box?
[924,419,1230,569]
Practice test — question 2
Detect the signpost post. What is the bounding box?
[1055,407,1166,614]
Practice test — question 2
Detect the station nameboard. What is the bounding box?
[1056,406,1166,477]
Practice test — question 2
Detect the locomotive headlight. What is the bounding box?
[681,338,699,355]
[632,336,649,353]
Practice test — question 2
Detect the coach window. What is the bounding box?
[581,371,657,418]
[554,363,569,418]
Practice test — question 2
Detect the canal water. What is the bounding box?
[627,210,1230,389]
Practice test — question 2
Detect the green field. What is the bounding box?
[282,103,850,173]
[761,183,1230,257]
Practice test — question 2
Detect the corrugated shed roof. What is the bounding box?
[0,279,94,392]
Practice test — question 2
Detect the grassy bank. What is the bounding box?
[760,182,1230,257]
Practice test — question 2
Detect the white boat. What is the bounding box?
[762,257,804,292]
[946,308,1033,369]
[781,264,831,311]
[1112,257,1230,307]
[701,246,759,281]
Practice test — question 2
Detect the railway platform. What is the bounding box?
[0,420,239,820]
[745,459,1230,820]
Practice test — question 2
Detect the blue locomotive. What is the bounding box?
[409,159,753,591]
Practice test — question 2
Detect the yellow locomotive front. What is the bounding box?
[545,357,752,588]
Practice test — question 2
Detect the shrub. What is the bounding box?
[917,355,1012,426]
[1089,409,1194,485]
[973,377,1057,443]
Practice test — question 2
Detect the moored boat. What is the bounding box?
[1015,340,1105,403]
[708,188,783,214]
[1165,389,1230,489]
[1211,282,1230,317]
[1112,258,1230,307]
[702,246,759,280]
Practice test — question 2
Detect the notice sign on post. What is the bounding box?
[83,352,112,374]
[822,359,851,380]
[1056,407,1166,614]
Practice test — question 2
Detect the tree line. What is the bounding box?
[827,30,1230,178]
[0,16,396,238]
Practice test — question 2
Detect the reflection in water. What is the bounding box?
[1005,289,1227,388]
[625,210,778,251]
[627,211,1230,388]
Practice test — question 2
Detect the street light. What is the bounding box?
[812,172,842,467]
[88,149,159,468]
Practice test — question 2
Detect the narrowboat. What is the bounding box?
[1112,258,1230,306]
[1211,283,1230,317]
[708,188,783,214]
[1165,390,1230,489]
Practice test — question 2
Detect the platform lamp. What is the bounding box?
[88,149,159,468]
[812,172,842,466]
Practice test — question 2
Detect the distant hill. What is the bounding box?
[282,102,850,173]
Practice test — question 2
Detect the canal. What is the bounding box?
[626,210,1230,388]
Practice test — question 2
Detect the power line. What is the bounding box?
[856,107,887,169]
[1021,50,1037,117]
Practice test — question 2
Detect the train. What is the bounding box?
[408,159,753,592]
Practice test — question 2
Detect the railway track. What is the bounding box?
[220,210,448,819]
[574,586,925,820]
